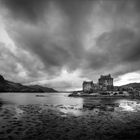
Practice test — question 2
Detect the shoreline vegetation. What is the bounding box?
[69,91,140,99]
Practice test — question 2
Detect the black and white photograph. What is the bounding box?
[0,0,140,139]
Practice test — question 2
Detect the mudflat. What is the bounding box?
[0,103,140,140]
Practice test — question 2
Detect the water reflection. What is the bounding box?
[0,93,83,106]
[82,98,140,113]
[0,93,140,116]
[57,105,83,116]
[117,99,140,112]
[82,98,117,112]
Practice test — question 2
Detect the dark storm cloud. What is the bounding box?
[0,0,49,23]
[0,0,94,23]
[92,28,140,77]
[0,42,46,83]
[1,0,140,86]
[96,28,140,63]
[8,21,84,75]
[0,0,89,75]
[0,0,93,72]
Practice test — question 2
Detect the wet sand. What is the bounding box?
[0,104,140,140]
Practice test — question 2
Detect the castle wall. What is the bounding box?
[83,81,94,93]
[98,74,114,91]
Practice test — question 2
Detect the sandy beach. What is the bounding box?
[0,102,140,140]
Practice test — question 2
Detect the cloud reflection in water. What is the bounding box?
[118,100,140,112]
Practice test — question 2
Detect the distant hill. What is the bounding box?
[120,83,140,90]
[0,75,57,93]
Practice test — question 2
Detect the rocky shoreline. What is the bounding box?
[69,92,131,98]
[1,103,140,140]
[69,94,132,98]
[68,91,139,99]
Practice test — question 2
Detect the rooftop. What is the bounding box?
[99,74,113,79]
[83,81,93,84]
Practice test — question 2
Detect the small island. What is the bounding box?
[69,74,140,98]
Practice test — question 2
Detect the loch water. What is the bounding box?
[0,92,140,115]
[1,93,140,139]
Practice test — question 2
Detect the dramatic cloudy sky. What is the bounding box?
[0,0,140,90]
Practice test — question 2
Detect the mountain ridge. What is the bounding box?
[0,75,57,93]
[120,82,140,90]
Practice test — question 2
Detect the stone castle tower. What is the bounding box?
[98,74,113,91]
[83,81,94,93]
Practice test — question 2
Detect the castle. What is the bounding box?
[83,81,94,93]
[83,74,113,93]
[98,74,113,91]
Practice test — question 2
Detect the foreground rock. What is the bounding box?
[0,75,57,93]
[1,104,140,140]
